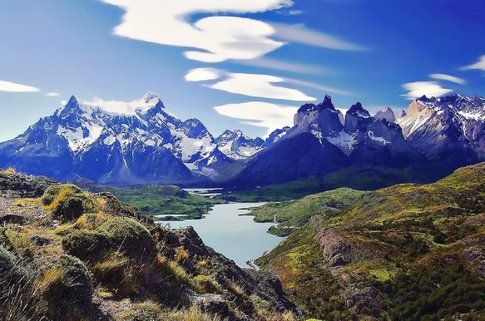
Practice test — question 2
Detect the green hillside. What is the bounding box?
[87,185,225,220]
[256,163,485,320]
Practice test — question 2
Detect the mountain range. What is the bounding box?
[0,92,483,187]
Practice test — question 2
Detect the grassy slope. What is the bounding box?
[0,180,297,321]
[224,166,416,202]
[249,188,368,236]
[87,185,224,220]
[257,163,485,320]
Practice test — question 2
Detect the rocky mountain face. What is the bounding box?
[230,96,423,186]
[0,93,483,187]
[397,94,485,166]
[215,130,264,160]
[0,170,296,321]
[374,107,396,122]
[0,93,258,184]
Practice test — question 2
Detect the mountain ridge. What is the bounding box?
[0,92,483,187]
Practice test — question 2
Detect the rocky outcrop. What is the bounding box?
[374,107,396,123]
[293,95,343,137]
[0,170,56,198]
[313,226,390,319]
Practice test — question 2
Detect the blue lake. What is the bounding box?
[159,202,282,268]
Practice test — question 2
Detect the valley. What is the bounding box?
[2,2,484,320]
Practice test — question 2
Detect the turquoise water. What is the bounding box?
[160,202,282,268]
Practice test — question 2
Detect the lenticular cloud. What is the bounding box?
[101,0,293,62]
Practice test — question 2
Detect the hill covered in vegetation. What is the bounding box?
[256,163,485,320]
[86,184,224,221]
[0,169,296,321]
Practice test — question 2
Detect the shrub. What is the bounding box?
[0,246,48,321]
[0,227,9,246]
[73,212,109,230]
[175,246,189,264]
[92,252,137,297]
[37,255,93,321]
[384,264,485,321]
[193,275,220,294]
[117,301,163,321]
[42,184,82,206]
[97,217,157,260]
[62,229,114,262]
[42,184,100,221]
[163,306,222,321]
[4,229,34,258]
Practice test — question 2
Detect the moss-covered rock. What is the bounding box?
[42,184,100,221]
[97,217,157,260]
[41,184,82,206]
[62,229,114,262]
[38,255,94,321]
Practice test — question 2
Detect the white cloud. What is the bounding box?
[236,57,325,75]
[46,92,60,97]
[214,101,297,136]
[429,73,465,84]
[283,77,354,96]
[211,73,316,101]
[461,55,485,71]
[101,0,293,63]
[288,10,304,15]
[0,80,39,93]
[271,23,365,51]
[401,81,453,100]
[185,68,223,82]
[80,95,162,116]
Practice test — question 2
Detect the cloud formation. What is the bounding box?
[46,92,60,97]
[429,74,465,84]
[101,0,292,63]
[185,68,222,82]
[461,55,485,71]
[401,81,452,100]
[0,80,39,93]
[284,78,354,96]
[236,57,325,75]
[211,73,316,101]
[271,23,365,51]
[214,101,297,136]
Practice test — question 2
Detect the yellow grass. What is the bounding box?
[3,167,17,175]
[175,246,189,263]
[46,186,74,212]
[37,265,67,293]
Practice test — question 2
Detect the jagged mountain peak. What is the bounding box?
[317,95,335,110]
[347,102,370,117]
[297,95,336,114]
[374,107,396,122]
[215,129,264,160]
[0,93,237,184]
[397,94,484,162]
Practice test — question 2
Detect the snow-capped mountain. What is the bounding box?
[215,130,264,160]
[229,96,424,186]
[0,92,482,187]
[397,94,485,162]
[0,92,235,184]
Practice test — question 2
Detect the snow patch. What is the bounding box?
[327,131,356,156]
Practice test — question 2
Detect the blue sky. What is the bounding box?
[0,0,484,140]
